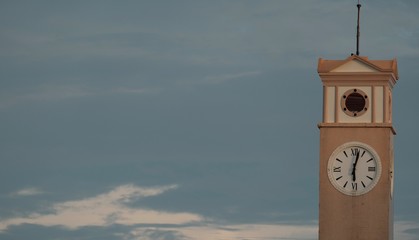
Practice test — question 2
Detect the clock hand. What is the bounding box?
[352,150,360,182]
[351,165,356,181]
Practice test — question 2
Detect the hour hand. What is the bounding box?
[352,151,360,181]
[351,164,356,181]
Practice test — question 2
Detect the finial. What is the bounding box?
[356,0,361,55]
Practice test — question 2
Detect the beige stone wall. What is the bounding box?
[319,126,394,240]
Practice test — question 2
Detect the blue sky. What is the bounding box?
[0,0,418,239]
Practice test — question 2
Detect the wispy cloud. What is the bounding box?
[179,71,261,86]
[123,228,191,240]
[123,221,419,240]
[0,69,257,109]
[1,185,319,239]
[201,71,261,85]
[0,184,201,231]
[395,221,419,240]
[0,84,92,109]
[114,87,162,95]
[9,187,44,197]
[2,185,417,240]
[0,84,161,109]
[125,223,318,240]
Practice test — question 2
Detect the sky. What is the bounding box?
[0,0,418,239]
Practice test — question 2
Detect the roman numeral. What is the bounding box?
[352,182,358,190]
[368,167,376,172]
[333,167,341,172]
[336,158,342,163]
[351,148,359,156]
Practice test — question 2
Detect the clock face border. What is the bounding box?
[327,141,382,196]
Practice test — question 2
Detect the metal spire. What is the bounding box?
[356,0,361,56]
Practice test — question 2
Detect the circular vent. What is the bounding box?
[341,89,369,117]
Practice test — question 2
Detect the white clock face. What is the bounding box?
[327,142,381,196]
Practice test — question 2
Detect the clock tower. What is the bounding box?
[317,55,398,239]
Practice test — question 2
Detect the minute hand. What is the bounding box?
[352,151,360,181]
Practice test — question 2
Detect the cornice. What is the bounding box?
[318,72,398,88]
[317,123,396,135]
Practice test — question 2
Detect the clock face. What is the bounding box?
[327,142,381,196]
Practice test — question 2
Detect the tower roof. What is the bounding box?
[318,55,398,80]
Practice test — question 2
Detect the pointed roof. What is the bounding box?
[318,55,398,80]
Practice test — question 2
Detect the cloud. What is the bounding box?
[114,87,162,95]
[1,185,319,239]
[0,184,202,232]
[395,221,419,240]
[125,223,318,240]
[201,71,261,85]
[2,185,417,240]
[125,221,419,240]
[9,187,44,197]
[123,228,190,240]
[0,84,161,109]
[0,84,92,109]
[179,71,261,86]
